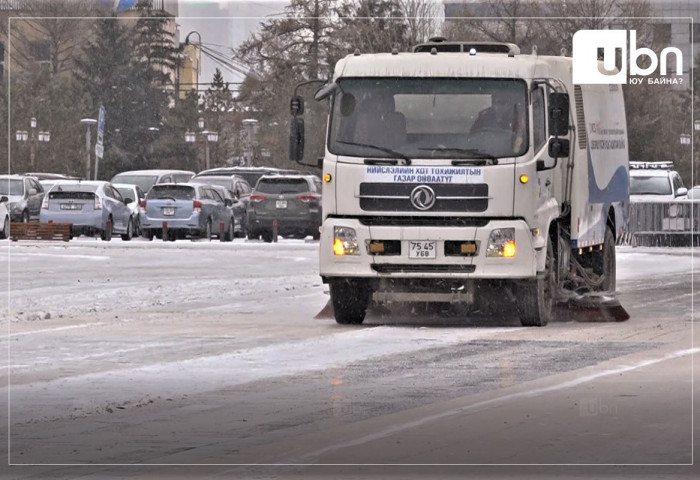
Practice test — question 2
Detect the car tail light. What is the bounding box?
[94,195,102,210]
[193,199,202,212]
[296,193,320,203]
[250,193,266,203]
[41,195,49,209]
[139,199,147,210]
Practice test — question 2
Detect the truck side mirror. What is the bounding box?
[547,138,569,159]
[289,116,305,163]
[290,95,304,116]
[548,92,570,137]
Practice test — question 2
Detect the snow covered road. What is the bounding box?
[0,238,697,478]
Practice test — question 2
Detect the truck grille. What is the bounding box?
[359,183,488,212]
[357,216,489,227]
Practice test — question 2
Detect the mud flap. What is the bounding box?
[559,294,630,322]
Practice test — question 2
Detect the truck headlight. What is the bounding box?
[333,226,359,256]
[486,228,516,257]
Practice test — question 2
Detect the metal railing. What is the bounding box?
[619,200,699,247]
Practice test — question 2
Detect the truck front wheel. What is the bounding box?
[329,279,371,325]
[518,239,555,327]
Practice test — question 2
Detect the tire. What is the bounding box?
[121,218,133,241]
[594,225,616,292]
[201,219,212,241]
[224,219,234,242]
[518,238,555,327]
[21,210,29,223]
[311,228,321,240]
[261,230,273,243]
[101,217,113,241]
[246,230,258,240]
[142,229,154,241]
[0,215,8,239]
[329,279,371,325]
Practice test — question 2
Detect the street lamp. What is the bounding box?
[15,117,50,170]
[185,118,218,170]
[80,118,97,180]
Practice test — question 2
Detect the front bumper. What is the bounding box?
[319,217,537,280]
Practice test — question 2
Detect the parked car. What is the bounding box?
[629,161,687,201]
[113,183,146,236]
[110,169,195,194]
[40,181,134,241]
[140,183,234,241]
[0,174,45,222]
[196,166,302,189]
[23,172,82,181]
[205,184,238,240]
[0,196,9,239]
[188,174,251,237]
[248,174,322,242]
[684,185,700,200]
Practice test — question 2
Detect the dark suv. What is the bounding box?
[248,175,322,242]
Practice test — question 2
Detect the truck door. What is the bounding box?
[532,85,556,209]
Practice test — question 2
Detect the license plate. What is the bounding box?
[60,203,81,210]
[163,207,175,216]
[408,241,436,259]
[276,200,287,209]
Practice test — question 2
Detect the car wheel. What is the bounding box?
[261,230,274,243]
[203,219,212,241]
[142,229,154,241]
[311,228,321,240]
[21,210,29,223]
[101,217,113,241]
[224,218,234,242]
[121,218,133,241]
[0,215,9,239]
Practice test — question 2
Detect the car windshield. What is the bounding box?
[115,187,135,200]
[0,179,24,196]
[256,178,308,194]
[148,185,195,200]
[111,174,159,192]
[630,176,672,195]
[328,77,529,159]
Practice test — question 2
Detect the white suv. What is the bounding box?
[629,161,687,202]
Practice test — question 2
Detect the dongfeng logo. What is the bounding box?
[410,185,436,211]
[572,30,683,85]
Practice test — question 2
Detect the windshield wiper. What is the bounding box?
[337,140,412,165]
[418,147,498,165]
[418,147,498,164]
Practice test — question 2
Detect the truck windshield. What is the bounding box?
[328,78,528,160]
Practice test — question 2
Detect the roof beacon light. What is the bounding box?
[469,47,477,56]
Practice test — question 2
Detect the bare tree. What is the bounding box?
[443,0,543,52]
[397,0,443,46]
[8,0,100,77]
